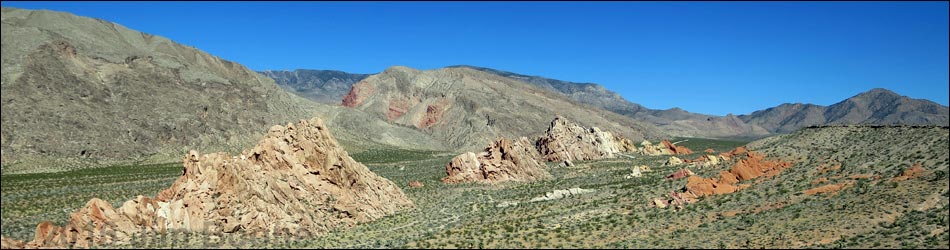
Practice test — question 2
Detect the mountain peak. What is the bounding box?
[859,88,900,97]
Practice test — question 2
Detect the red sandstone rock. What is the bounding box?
[665,169,695,180]
[342,81,375,107]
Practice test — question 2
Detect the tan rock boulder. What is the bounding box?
[536,116,634,162]
[409,181,424,188]
[443,137,551,184]
[665,156,685,166]
[11,118,414,248]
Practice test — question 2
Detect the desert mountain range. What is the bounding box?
[3,7,947,174]
[1,6,948,249]
[265,65,949,140]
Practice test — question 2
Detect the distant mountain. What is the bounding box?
[340,66,666,151]
[0,7,444,173]
[259,69,371,105]
[449,65,772,139]
[740,88,950,133]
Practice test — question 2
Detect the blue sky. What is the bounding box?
[3,1,948,116]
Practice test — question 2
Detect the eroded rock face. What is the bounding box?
[536,116,635,162]
[443,137,551,184]
[638,140,694,156]
[682,147,791,199]
[10,118,414,248]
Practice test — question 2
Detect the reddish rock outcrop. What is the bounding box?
[684,154,723,168]
[704,148,716,153]
[386,97,416,121]
[891,162,925,182]
[535,116,635,162]
[803,182,853,196]
[409,181,424,188]
[680,147,792,200]
[443,137,551,184]
[639,139,694,156]
[418,98,450,129]
[8,118,414,248]
[341,81,375,107]
[665,169,695,180]
[662,140,694,155]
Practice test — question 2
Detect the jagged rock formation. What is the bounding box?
[535,116,636,162]
[340,66,662,151]
[4,118,414,248]
[682,147,792,199]
[529,188,595,202]
[638,140,694,156]
[442,137,550,184]
[259,69,371,105]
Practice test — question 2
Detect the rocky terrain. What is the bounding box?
[449,65,774,139]
[340,65,665,151]
[535,116,637,162]
[740,88,950,133]
[448,65,949,139]
[259,69,370,105]
[0,7,446,174]
[1,117,413,248]
[260,65,948,142]
[442,137,550,184]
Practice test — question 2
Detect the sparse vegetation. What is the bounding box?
[2,128,948,249]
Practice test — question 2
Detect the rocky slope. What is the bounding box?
[442,137,550,184]
[2,117,414,248]
[654,125,949,248]
[0,7,444,173]
[259,69,371,105]
[740,88,950,133]
[450,65,773,139]
[341,66,665,151]
[453,65,949,139]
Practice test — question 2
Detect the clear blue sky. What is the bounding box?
[3,1,948,116]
